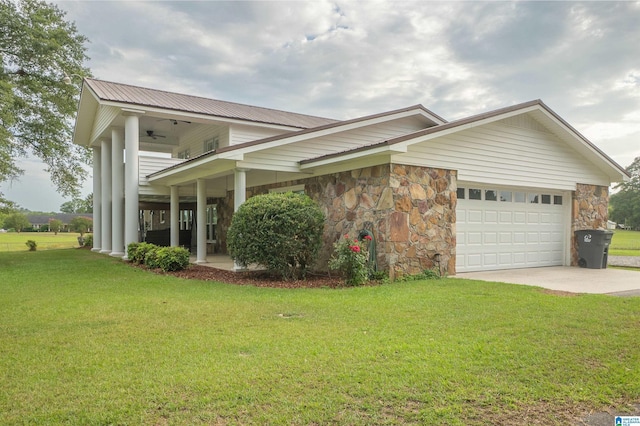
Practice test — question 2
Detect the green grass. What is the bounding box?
[610,230,640,256]
[1,250,639,425]
[0,232,85,252]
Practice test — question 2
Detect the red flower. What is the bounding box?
[350,245,361,253]
[363,235,372,241]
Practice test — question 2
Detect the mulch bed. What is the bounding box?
[153,264,349,288]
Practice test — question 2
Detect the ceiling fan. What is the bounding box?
[143,130,166,140]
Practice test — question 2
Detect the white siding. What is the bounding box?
[139,156,185,181]
[242,117,428,167]
[90,105,120,143]
[392,117,611,190]
[229,124,291,146]
[174,125,229,158]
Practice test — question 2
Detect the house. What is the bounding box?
[27,213,93,232]
[73,78,629,277]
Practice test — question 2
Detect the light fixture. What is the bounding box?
[63,72,83,85]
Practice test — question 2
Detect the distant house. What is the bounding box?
[27,214,93,232]
[73,78,629,277]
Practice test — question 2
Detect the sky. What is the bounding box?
[3,0,640,212]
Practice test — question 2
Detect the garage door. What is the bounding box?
[456,186,566,272]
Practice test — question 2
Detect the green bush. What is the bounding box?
[127,242,155,264]
[155,247,190,272]
[83,234,93,248]
[227,192,325,280]
[25,240,37,251]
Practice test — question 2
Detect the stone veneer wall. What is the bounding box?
[213,163,457,279]
[571,183,609,265]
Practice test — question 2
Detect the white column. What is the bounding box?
[110,128,125,257]
[100,139,112,254]
[195,179,207,264]
[92,147,102,252]
[123,112,142,260]
[170,185,179,247]
[234,168,247,212]
[233,168,248,271]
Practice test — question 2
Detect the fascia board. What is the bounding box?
[300,144,405,170]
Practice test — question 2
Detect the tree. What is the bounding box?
[69,216,92,236]
[48,218,62,234]
[610,157,640,230]
[0,0,92,199]
[60,193,92,213]
[4,212,30,232]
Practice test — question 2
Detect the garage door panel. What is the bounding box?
[457,185,566,272]
[485,210,498,223]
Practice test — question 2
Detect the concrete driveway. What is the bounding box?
[456,266,640,295]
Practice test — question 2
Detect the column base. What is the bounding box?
[91,248,101,252]
[99,249,112,254]
[195,259,209,265]
[109,251,125,258]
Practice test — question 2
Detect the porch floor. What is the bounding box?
[188,254,262,272]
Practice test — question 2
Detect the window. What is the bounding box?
[514,192,526,203]
[500,191,512,202]
[179,210,192,230]
[203,137,218,153]
[160,210,166,224]
[528,193,539,204]
[541,194,551,204]
[178,149,190,159]
[457,187,465,199]
[485,190,498,201]
[469,189,482,200]
[554,195,563,205]
[206,205,217,242]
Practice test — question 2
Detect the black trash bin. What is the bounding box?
[575,229,614,269]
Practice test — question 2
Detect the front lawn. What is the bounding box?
[0,231,86,252]
[610,229,640,256]
[1,250,638,425]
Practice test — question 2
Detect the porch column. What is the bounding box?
[195,179,207,264]
[92,147,102,252]
[234,168,248,211]
[110,128,125,257]
[170,185,179,247]
[233,168,248,271]
[100,139,112,254]
[123,111,143,260]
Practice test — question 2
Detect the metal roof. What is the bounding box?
[84,78,338,129]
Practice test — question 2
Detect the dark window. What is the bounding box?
[485,190,498,201]
[457,187,465,199]
[541,194,551,204]
[554,195,563,205]
[469,189,482,200]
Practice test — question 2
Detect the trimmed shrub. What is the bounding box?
[83,234,93,248]
[144,245,161,269]
[25,240,37,251]
[227,192,325,280]
[127,242,156,264]
[155,247,190,272]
